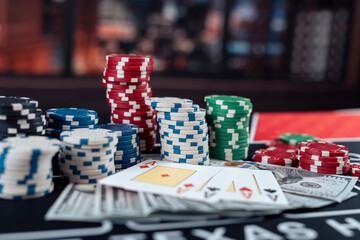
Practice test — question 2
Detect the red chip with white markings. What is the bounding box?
[298,141,349,157]
[254,147,297,161]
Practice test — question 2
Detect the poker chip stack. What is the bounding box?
[205,95,252,161]
[0,136,60,200]
[297,140,350,175]
[0,96,46,139]
[102,54,156,152]
[45,108,99,139]
[266,133,318,149]
[350,164,360,181]
[146,97,209,165]
[59,128,118,184]
[252,147,298,167]
[99,123,141,170]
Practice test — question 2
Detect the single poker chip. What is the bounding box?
[114,151,140,160]
[298,151,348,162]
[104,80,149,89]
[159,130,207,139]
[104,68,152,75]
[206,106,252,116]
[115,147,139,156]
[113,156,140,164]
[46,122,96,131]
[205,95,251,106]
[146,97,193,109]
[155,105,200,113]
[252,155,298,167]
[0,109,43,121]
[265,140,299,150]
[159,125,206,135]
[299,162,350,174]
[0,96,38,111]
[162,154,208,164]
[106,64,153,71]
[162,123,207,131]
[60,128,117,146]
[106,59,153,66]
[111,109,154,118]
[351,164,360,174]
[115,160,140,169]
[46,117,99,126]
[46,108,98,122]
[103,74,150,83]
[162,138,208,148]
[98,123,139,137]
[0,136,61,154]
[254,147,297,161]
[278,133,318,146]
[161,146,206,155]
[299,141,349,157]
[297,155,348,167]
[158,118,205,126]
[116,142,139,151]
[106,54,152,62]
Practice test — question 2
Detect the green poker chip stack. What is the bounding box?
[278,133,318,146]
[205,95,252,161]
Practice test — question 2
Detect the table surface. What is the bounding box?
[1,142,360,240]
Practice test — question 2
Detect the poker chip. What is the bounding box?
[0,136,60,199]
[252,147,298,167]
[59,128,118,183]
[299,161,350,174]
[265,140,299,150]
[147,97,209,165]
[205,95,252,161]
[278,133,318,146]
[45,108,99,139]
[296,141,350,175]
[350,164,360,181]
[146,97,193,109]
[299,141,349,157]
[0,96,46,138]
[98,123,141,169]
[102,55,156,152]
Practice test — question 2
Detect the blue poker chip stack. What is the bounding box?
[0,136,60,200]
[0,96,46,139]
[99,123,141,170]
[45,108,99,139]
[146,97,209,165]
[59,128,118,184]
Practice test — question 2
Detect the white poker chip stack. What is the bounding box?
[59,128,118,184]
[146,97,209,165]
[0,136,60,200]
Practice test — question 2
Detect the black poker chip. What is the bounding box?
[0,109,43,120]
[0,96,38,110]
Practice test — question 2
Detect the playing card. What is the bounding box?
[100,160,222,200]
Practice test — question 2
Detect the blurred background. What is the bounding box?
[0,0,359,122]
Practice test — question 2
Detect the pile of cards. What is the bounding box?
[59,128,118,184]
[146,97,209,165]
[100,160,288,206]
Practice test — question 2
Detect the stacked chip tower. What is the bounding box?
[45,108,99,139]
[102,54,156,152]
[99,123,141,170]
[0,96,45,139]
[147,97,209,165]
[205,95,252,161]
[297,140,350,175]
[0,136,60,199]
[59,128,117,184]
[252,147,298,167]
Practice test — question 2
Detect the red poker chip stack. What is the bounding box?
[297,140,350,175]
[252,147,298,167]
[102,54,156,152]
[350,164,360,181]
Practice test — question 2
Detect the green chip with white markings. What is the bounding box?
[278,133,318,146]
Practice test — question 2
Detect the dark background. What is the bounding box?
[0,0,359,123]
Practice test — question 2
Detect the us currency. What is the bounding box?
[254,163,357,202]
[209,159,358,203]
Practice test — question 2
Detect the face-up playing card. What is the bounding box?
[250,170,288,205]
[100,160,222,200]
